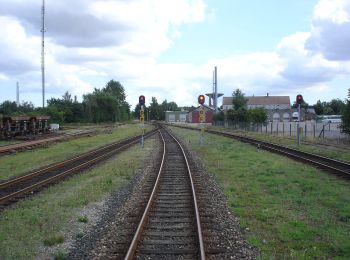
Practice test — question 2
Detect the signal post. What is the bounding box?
[296,94,303,146]
[139,95,145,148]
[198,95,206,145]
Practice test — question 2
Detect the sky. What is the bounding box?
[0,0,350,108]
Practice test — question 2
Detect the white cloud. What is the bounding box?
[313,0,350,24]
[306,0,350,61]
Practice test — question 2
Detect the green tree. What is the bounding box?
[340,90,350,134]
[83,80,130,123]
[149,97,160,120]
[0,100,17,115]
[248,108,268,123]
[329,99,345,114]
[314,100,324,115]
[232,88,247,110]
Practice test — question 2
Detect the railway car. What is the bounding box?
[0,115,51,138]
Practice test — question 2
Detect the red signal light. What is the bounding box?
[296,94,303,105]
[198,95,205,105]
[139,95,145,106]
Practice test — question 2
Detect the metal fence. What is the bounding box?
[213,120,350,143]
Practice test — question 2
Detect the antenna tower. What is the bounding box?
[16,82,19,106]
[41,0,46,108]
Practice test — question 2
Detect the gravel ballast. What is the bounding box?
[67,129,258,259]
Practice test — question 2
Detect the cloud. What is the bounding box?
[0,0,349,107]
[0,0,207,105]
[0,16,40,75]
[306,0,350,61]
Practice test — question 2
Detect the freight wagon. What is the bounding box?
[0,115,50,138]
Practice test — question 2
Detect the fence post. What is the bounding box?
[304,124,307,140]
[271,122,273,134]
[313,124,316,139]
[323,125,325,138]
[277,123,279,136]
[283,123,285,136]
[290,123,292,136]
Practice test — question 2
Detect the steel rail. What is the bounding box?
[166,124,350,178]
[0,129,157,205]
[0,130,155,189]
[124,130,166,260]
[124,128,206,260]
[167,130,206,260]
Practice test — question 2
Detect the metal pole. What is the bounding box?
[297,104,300,146]
[41,0,46,108]
[16,82,19,106]
[214,66,218,114]
[140,105,144,148]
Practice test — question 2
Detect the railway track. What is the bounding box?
[124,128,205,259]
[168,124,350,179]
[0,129,158,209]
[0,129,97,156]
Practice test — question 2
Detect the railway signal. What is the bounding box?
[139,95,145,106]
[296,94,303,105]
[198,95,205,105]
[139,95,145,148]
[295,94,303,146]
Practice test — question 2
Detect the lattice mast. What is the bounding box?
[41,0,46,108]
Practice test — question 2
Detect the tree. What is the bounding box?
[313,99,345,115]
[83,80,130,123]
[340,89,350,134]
[149,97,160,120]
[248,108,268,123]
[0,100,17,115]
[329,99,345,114]
[232,89,247,110]
[314,100,324,115]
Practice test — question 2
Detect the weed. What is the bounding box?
[54,250,67,260]
[43,234,64,246]
[77,216,88,223]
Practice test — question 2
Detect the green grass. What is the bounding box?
[0,138,155,259]
[0,124,153,180]
[171,127,350,259]
[77,216,88,223]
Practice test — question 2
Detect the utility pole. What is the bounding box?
[41,0,46,108]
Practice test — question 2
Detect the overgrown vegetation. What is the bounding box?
[0,80,131,124]
[171,127,350,259]
[340,89,350,134]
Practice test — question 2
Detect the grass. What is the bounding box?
[77,216,88,223]
[171,126,350,259]
[0,138,155,259]
[0,123,153,180]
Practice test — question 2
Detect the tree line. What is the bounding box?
[0,80,131,124]
[213,89,268,124]
[0,79,183,124]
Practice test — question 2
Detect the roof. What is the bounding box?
[188,105,215,113]
[222,96,291,106]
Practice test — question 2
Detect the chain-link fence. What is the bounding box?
[213,120,350,143]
